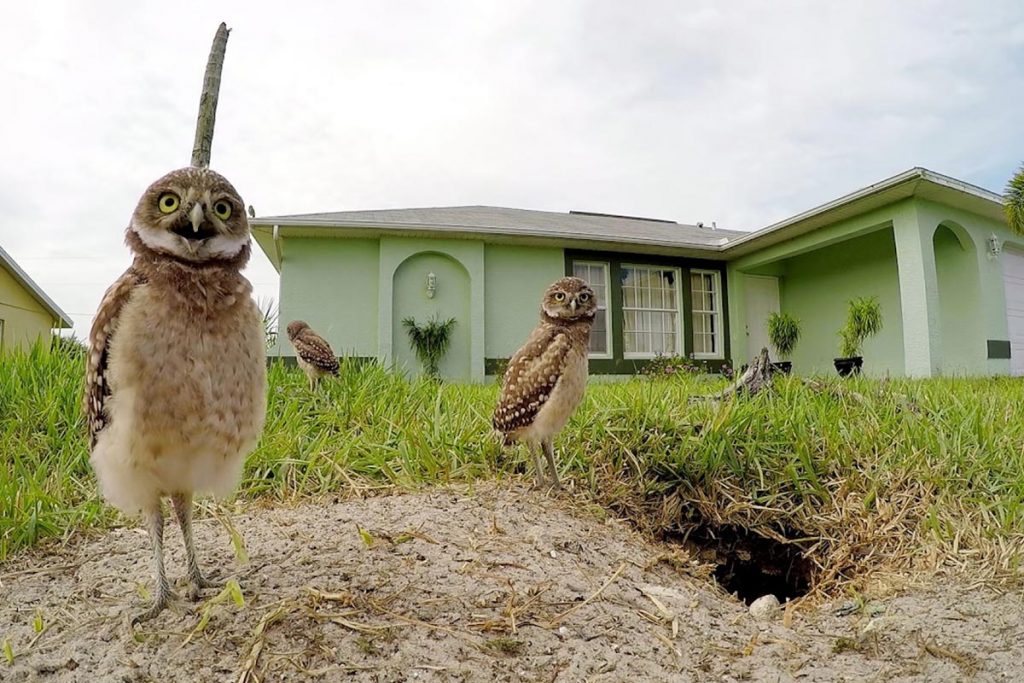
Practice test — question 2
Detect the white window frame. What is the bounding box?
[690,269,723,360]
[571,260,613,359]
[621,264,684,359]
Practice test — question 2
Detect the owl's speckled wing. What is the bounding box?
[294,330,340,375]
[493,326,571,433]
[85,266,146,448]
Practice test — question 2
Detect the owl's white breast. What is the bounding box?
[90,280,267,513]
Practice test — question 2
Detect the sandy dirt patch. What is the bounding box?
[1,485,1021,682]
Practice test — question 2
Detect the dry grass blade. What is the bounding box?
[305,587,355,606]
[544,562,627,628]
[237,605,287,683]
[919,636,979,676]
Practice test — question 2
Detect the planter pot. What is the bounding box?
[771,361,792,375]
[833,356,863,377]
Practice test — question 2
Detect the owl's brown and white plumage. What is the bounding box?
[493,276,596,488]
[86,166,267,623]
[286,320,339,389]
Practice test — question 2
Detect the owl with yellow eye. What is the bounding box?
[492,276,596,489]
[86,166,267,624]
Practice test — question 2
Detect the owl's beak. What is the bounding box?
[570,298,578,312]
[189,202,205,233]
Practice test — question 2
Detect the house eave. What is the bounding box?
[251,221,731,271]
[0,244,73,329]
[723,168,1006,257]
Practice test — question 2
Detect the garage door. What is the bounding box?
[1003,248,1024,375]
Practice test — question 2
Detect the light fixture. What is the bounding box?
[426,272,437,298]
[988,234,1002,259]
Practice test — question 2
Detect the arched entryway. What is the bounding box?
[932,222,983,374]
[391,251,471,380]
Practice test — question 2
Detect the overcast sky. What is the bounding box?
[2,1,1023,337]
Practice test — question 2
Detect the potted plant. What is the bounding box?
[766,312,800,374]
[402,316,457,378]
[834,296,882,377]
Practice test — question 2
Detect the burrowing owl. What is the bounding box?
[286,320,340,389]
[493,276,596,489]
[86,166,267,623]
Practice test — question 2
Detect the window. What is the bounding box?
[621,265,682,357]
[572,261,611,356]
[691,270,722,358]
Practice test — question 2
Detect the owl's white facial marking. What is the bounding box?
[129,214,249,261]
[203,233,249,259]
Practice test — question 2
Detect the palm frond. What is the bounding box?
[1005,163,1024,236]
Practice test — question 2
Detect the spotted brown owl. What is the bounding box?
[286,320,340,389]
[492,276,596,488]
[86,166,267,624]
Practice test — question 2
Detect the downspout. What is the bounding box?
[273,224,282,266]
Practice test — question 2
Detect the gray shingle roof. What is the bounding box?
[252,205,747,249]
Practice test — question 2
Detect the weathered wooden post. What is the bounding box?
[191,22,230,168]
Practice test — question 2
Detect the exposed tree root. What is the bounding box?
[694,347,775,402]
[695,347,869,405]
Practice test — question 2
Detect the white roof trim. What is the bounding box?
[724,167,1004,250]
[255,218,732,250]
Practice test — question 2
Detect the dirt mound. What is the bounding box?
[1,486,1020,681]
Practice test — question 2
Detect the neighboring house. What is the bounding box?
[252,167,1022,380]
[0,244,72,352]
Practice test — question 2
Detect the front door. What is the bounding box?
[744,275,780,358]
[1003,248,1024,376]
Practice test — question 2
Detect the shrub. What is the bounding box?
[402,316,457,378]
[767,312,801,360]
[642,353,732,379]
[839,296,882,358]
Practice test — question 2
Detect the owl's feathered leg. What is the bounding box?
[541,439,561,490]
[171,492,215,601]
[529,443,548,488]
[132,504,172,624]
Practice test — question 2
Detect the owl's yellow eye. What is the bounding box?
[213,200,232,220]
[554,292,566,302]
[157,193,180,214]
[578,292,591,303]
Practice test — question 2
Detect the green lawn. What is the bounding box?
[2,343,1023,589]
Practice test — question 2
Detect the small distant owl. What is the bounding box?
[286,320,340,389]
[86,166,267,624]
[493,276,596,489]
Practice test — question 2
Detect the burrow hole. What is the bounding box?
[670,524,814,604]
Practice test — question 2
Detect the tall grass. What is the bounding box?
[2,343,1023,587]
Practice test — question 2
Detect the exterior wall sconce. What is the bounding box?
[426,272,437,298]
[988,234,1002,259]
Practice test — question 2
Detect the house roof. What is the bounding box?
[251,206,746,265]
[251,168,1006,270]
[722,167,1006,258]
[0,244,73,328]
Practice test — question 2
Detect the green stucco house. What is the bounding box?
[253,167,1022,381]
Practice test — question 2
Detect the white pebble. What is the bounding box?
[749,594,781,621]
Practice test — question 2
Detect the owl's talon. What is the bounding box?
[185,574,217,602]
[131,592,171,625]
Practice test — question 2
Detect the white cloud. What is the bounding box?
[1,0,1022,336]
